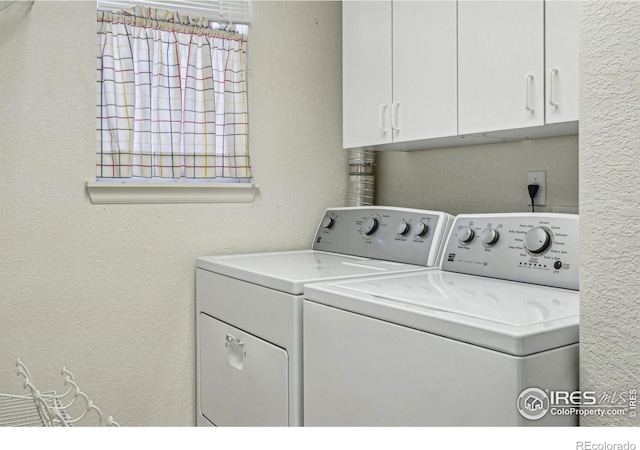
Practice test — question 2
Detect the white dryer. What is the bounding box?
[303,213,580,426]
[196,206,454,426]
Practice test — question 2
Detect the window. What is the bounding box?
[88,1,255,203]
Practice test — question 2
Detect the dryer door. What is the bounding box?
[199,313,289,426]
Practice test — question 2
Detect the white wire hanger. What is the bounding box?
[0,358,119,427]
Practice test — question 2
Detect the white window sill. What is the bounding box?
[86,181,258,204]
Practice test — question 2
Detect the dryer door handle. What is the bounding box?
[226,333,245,370]
[226,333,244,347]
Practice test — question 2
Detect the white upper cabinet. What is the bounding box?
[342,1,579,150]
[343,1,393,149]
[343,1,457,149]
[392,1,458,143]
[458,1,545,135]
[545,0,580,124]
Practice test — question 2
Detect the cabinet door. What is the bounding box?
[393,1,457,141]
[545,0,579,124]
[343,1,392,149]
[458,1,544,135]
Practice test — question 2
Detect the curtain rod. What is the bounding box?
[0,1,34,14]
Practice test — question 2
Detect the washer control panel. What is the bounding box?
[441,213,579,290]
[312,207,454,267]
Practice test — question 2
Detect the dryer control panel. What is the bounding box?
[312,207,454,267]
[441,213,579,290]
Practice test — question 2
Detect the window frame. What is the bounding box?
[85,180,257,204]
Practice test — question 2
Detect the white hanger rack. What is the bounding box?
[0,359,119,427]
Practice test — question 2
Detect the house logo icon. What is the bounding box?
[517,388,550,420]
[525,395,544,411]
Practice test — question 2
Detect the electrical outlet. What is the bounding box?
[527,170,546,206]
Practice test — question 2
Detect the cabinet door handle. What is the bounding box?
[525,75,535,112]
[549,68,559,108]
[391,102,400,131]
[378,104,388,133]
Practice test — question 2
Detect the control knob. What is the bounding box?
[362,217,379,235]
[524,227,552,254]
[414,222,429,238]
[321,216,334,229]
[396,221,410,236]
[457,226,475,244]
[480,228,499,246]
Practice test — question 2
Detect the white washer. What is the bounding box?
[196,206,454,426]
[303,213,579,426]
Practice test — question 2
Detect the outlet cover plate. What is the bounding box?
[528,170,546,206]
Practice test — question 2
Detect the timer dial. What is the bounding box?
[457,226,475,244]
[362,217,379,235]
[524,227,552,254]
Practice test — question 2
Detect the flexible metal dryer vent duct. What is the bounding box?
[347,149,375,206]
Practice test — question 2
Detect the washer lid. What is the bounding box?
[197,250,424,295]
[303,270,579,356]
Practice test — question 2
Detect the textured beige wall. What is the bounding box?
[579,1,640,426]
[4,0,637,429]
[0,1,345,426]
[375,135,579,215]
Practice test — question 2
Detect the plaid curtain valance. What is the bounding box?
[97,7,250,179]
